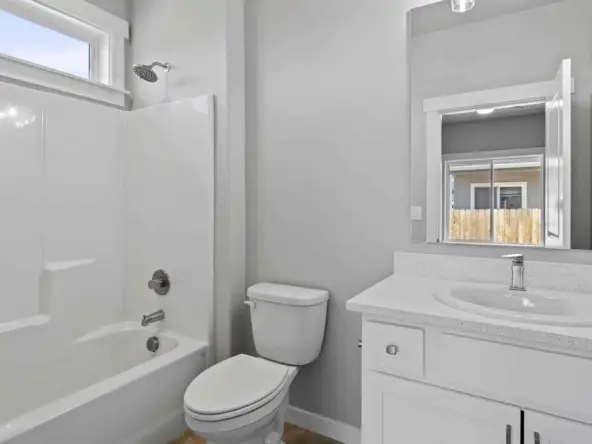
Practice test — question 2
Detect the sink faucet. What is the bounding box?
[502,254,525,291]
[141,309,165,326]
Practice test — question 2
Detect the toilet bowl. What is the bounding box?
[184,354,298,444]
[184,283,329,444]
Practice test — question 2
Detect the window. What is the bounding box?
[0,9,90,79]
[470,183,527,210]
[445,155,543,246]
[0,0,129,106]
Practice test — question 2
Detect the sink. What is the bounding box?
[434,283,592,326]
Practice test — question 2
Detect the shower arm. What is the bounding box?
[149,62,171,72]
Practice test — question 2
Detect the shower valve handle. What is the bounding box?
[148,279,166,290]
[148,270,170,295]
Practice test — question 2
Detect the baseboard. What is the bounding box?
[285,405,361,444]
[127,408,186,444]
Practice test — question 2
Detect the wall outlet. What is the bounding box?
[410,206,423,221]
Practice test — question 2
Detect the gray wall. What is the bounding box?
[127,0,248,362]
[442,113,546,155]
[245,0,420,428]
[410,0,592,249]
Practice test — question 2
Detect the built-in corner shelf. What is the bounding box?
[0,315,49,336]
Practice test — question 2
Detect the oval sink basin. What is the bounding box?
[434,283,592,326]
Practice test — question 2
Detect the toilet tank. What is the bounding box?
[247,283,329,366]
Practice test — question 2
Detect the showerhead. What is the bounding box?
[132,62,171,83]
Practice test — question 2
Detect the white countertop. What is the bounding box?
[347,275,592,357]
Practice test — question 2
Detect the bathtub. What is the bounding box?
[0,322,207,444]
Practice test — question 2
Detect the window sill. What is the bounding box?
[0,52,128,107]
[440,240,545,249]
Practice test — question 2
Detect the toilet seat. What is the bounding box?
[184,354,296,422]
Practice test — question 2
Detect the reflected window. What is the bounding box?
[445,156,543,246]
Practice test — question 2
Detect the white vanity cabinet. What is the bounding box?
[360,319,592,444]
[524,412,592,444]
[364,372,520,444]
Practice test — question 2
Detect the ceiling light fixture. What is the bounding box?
[451,0,476,13]
[477,108,495,115]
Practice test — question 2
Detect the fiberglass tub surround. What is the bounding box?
[0,80,214,443]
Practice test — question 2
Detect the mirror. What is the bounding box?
[409,0,592,250]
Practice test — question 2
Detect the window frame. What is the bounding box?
[0,0,129,106]
[443,153,544,247]
[470,182,528,210]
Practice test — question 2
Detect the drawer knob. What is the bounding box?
[385,344,398,355]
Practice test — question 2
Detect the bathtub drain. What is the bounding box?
[146,336,160,353]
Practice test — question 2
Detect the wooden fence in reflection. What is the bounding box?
[449,209,542,245]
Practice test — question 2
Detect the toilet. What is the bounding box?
[184,283,329,444]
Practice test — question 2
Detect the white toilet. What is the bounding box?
[184,283,329,444]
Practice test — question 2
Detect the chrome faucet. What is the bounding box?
[502,254,525,291]
[141,309,165,326]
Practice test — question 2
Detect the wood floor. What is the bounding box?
[169,423,340,444]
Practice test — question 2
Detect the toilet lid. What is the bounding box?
[184,354,290,416]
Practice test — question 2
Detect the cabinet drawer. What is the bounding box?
[363,321,424,378]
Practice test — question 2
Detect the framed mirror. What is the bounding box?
[409,0,591,250]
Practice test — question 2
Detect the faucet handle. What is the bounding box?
[148,270,170,295]
[148,279,165,290]
[502,254,524,264]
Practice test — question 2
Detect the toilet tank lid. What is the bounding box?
[247,283,329,306]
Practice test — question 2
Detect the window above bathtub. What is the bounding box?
[0,0,129,106]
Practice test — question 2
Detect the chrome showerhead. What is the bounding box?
[132,62,171,83]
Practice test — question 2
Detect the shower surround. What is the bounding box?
[0,81,215,443]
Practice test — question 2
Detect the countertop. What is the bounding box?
[347,275,592,357]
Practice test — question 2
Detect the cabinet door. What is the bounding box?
[363,372,520,444]
[525,411,592,444]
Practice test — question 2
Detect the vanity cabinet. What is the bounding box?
[360,320,592,444]
[524,411,592,444]
[364,373,520,444]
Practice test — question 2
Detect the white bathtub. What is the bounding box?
[0,322,207,444]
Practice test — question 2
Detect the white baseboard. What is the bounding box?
[285,406,361,444]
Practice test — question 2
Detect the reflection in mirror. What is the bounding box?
[445,155,544,246]
[409,0,592,250]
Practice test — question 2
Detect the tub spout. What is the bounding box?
[141,309,165,326]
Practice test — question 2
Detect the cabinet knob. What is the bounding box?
[534,432,540,444]
[385,344,398,355]
[358,340,363,348]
